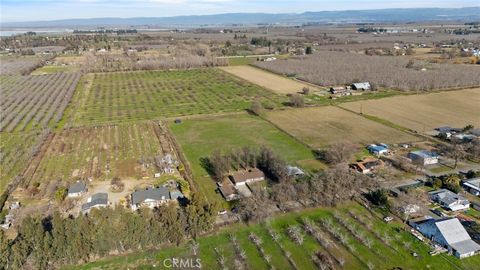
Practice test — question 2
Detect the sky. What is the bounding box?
[1,0,478,22]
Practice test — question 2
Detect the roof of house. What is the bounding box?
[170,190,184,200]
[435,218,472,244]
[218,182,237,198]
[409,150,439,159]
[131,187,170,205]
[367,144,388,153]
[429,189,469,206]
[229,168,265,184]
[68,182,86,194]
[352,157,383,172]
[450,239,480,255]
[463,177,480,190]
[81,193,108,211]
[351,82,371,89]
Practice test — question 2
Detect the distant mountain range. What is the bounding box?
[3,7,480,28]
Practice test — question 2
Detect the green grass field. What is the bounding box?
[64,202,480,270]
[70,68,284,126]
[169,113,325,206]
[31,65,78,75]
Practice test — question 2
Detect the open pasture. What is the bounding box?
[219,65,319,94]
[340,88,480,132]
[0,73,81,132]
[266,107,419,148]
[22,122,177,197]
[68,202,480,270]
[71,68,282,126]
[169,113,324,205]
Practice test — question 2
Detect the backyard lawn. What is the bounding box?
[169,113,325,206]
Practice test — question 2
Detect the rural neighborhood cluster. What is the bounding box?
[1,10,480,270]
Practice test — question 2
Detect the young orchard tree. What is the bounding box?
[290,94,305,108]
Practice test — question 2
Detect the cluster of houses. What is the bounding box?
[434,126,480,143]
[66,179,185,214]
[329,82,372,98]
[350,143,441,175]
[405,174,480,259]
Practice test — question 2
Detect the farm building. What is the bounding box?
[67,181,87,198]
[130,187,171,210]
[408,150,439,166]
[463,177,480,196]
[228,168,265,186]
[367,144,389,156]
[429,189,470,211]
[329,86,348,94]
[81,193,109,214]
[409,217,480,259]
[351,82,371,91]
[350,157,384,174]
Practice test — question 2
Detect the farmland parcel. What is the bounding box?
[19,123,178,199]
[67,203,480,270]
[255,51,480,91]
[170,113,324,205]
[266,107,419,148]
[219,65,319,94]
[340,88,480,132]
[70,68,283,126]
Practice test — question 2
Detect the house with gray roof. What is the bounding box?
[408,150,439,166]
[410,217,480,258]
[463,177,480,196]
[81,193,109,214]
[429,189,470,211]
[130,187,171,210]
[67,181,87,198]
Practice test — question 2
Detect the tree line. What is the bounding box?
[0,193,217,269]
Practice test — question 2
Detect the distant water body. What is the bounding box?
[0,29,74,37]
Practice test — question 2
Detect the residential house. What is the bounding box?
[81,193,109,214]
[351,82,371,91]
[218,181,240,201]
[350,157,384,174]
[408,150,439,166]
[67,181,87,198]
[463,177,480,196]
[130,187,171,210]
[367,144,389,156]
[229,168,265,186]
[409,217,480,259]
[429,189,470,211]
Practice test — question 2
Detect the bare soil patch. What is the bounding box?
[219,65,319,94]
